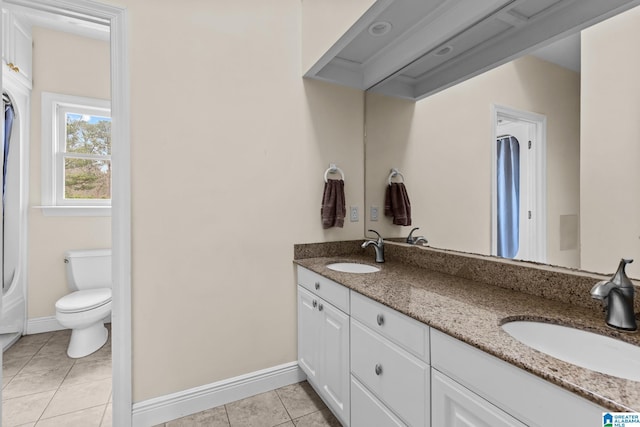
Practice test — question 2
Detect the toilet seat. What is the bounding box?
[55,288,112,313]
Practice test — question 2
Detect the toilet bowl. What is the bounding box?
[55,249,112,358]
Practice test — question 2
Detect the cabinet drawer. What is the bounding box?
[351,319,429,427]
[351,291,429,362]
[297,266,349,313]
[431,329,605,426]
[351,376,406,427]
[432,370,527,427]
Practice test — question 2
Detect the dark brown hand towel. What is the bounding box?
[384,182,412,226]
[321,179,346,229]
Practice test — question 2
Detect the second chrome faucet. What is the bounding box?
[591,258,637,331]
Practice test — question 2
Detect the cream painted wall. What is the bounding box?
[366,55,580,267]
[94,0,366,402]
[581,6,640,277]
[27,27,111,318]
[301,0,376,73]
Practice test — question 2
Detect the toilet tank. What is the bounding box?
[65,249,112,291]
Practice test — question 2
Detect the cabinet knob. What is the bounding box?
[7,62,19,73]
[312,300,317,308]
[315,282,320,290]
[318,303,324,311]
[375,363,383,375]
[376,314,384,326]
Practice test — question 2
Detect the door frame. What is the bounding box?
[1,0,132,425]
[491,104,547,264]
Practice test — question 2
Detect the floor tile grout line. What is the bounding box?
[274,387,294,424]
[223,403,232,426]
[99,401,109,427]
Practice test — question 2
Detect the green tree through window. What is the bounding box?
[64,113,111,200]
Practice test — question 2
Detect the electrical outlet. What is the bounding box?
[350,206,359,222]
[370,206,379,221]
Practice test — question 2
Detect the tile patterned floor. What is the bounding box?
[154,381,341,427]
[2,328,112,427]
[4,328,339,427]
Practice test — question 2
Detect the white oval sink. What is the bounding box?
[502,321,640,381]
[326,262,380,273]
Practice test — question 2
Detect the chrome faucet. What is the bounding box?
[406,227,428,245]
[591,258,637,331]
[362,229,384,263]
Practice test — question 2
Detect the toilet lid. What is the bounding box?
[56,288,112,313]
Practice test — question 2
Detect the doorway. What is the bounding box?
[0,0,130,426]
[491,105,547,263]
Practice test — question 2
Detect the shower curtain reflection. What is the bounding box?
[496,135,520,259]
[3,94,15,292]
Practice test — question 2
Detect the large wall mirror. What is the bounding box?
[365,5,640,278]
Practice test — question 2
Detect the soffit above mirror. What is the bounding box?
[305,0,640,100]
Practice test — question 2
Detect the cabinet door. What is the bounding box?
[319,299,350,426]
[298,286,320,383]
[12,17,32,83]
[351,376,406,427]
[432,370,527,427]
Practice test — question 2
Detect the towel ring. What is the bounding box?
[324,164,345,183]
[388,168,405,185]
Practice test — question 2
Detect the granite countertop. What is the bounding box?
[294,252,640,412]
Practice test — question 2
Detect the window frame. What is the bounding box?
[41,92,111,216]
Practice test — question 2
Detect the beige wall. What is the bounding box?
[27,27,111,318]
[301,0,376,73]
[97,0,365,402]
[366,55,581,267]
[581,6,640,277]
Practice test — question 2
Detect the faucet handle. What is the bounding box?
[612,258,634,289]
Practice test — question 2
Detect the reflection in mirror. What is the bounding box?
[365,5,640,278]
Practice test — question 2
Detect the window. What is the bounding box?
[41,92,111,216]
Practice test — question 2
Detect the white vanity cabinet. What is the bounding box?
[350,292,430,427]
[297,267,350,426]
[430,329,607,427]
[2,9,32,88]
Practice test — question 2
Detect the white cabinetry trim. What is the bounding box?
[131,362,305,427]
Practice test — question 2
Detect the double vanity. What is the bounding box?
[294,241,640,427]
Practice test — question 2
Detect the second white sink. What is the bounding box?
[326,262,380,273]
[502,321,640,381]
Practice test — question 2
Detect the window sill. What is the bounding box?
[34,206,112,217]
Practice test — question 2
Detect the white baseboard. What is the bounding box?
[132,361,306,427]
[26,316,66,335]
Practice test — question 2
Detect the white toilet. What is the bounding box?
[55,249,112,358]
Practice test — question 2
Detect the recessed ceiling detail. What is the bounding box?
[368,21,392,36]
[304,0,640,100]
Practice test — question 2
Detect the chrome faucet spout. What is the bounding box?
[406,227,428,245]
[362,229,385,263]
[591,259,637,331]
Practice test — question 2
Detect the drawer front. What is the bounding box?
[351,319,429,427]
[351,291,429,362]
[432,370,527,427]
[351,376,406,427]
[297,266,350,313]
